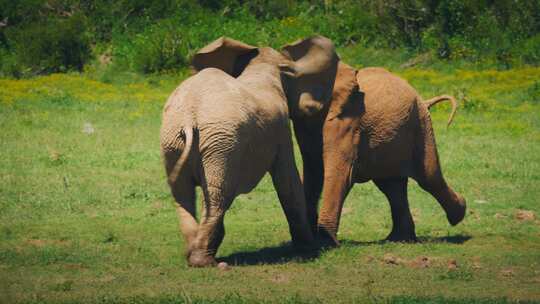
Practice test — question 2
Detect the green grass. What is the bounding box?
[1,62,539,303]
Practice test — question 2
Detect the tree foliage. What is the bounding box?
[0,0,538,76]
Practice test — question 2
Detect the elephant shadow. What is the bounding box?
[219,234,471,266]
[340,233,472,246]
[219,242,321,266]
[418,234,472,244]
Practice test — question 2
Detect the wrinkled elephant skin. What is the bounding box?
[160,36,339,266]
[295,65,466,246]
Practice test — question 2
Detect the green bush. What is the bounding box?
[0,48,20,78]
[5,13,91,75]
[131,21,189,74]
[0,0,539,76]
[518,34,540,65]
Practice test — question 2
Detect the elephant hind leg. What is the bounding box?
[163,149,199,256]
[415,175,466,226]
[188,185,231,267]
[374,178,417,242]
[413,116,466,226]
[170,177,198,258]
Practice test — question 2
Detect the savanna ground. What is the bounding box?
[1,55,540,303]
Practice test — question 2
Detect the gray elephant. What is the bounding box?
[160,36,339,267]
[295,64,467,246]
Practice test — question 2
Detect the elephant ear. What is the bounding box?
[191,37,258,77]
[280,35,339,118]
[327,62,364,121]
[281,35,338,76]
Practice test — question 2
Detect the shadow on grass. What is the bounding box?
[219,242,320,266]
[219,234,471,266]
[418,234,472,244]
[339,234,472,246]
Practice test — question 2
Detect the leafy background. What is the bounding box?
[0,0,539,77]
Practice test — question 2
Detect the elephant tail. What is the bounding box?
[167,126,194,185]
[423,95,458,127]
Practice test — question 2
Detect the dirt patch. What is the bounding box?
[63,263,87,270]
[151,200,165,210]
[98,275,116,283]
[469,209,480,220]
[380,255,436,268]
[26,239,70,247]
[411,208,421,222]
[471,256,482,270]
[269,273,290,284]
[148,200,166,217]
[382,254,404,266]
[341,206,353,215]
[500,268,514,278]
[515,210,535,221]
[447,259,458,270]
[409,256,431,269]
[494,213,508,219]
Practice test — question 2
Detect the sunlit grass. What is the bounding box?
[1,64,539,303]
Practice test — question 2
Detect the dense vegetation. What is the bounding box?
[1,0,539,77]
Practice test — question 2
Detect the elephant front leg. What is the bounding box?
[270,145,315,250]
[374,178,417,242]
[294,122,324,234]
[302,157,324,235]
[317,164,353,247]
[188,186,230,267]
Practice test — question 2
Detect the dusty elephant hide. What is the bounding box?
[295,64,467,246]
[160,36,339,267]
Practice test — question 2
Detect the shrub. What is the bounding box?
[0,48,20,78]
[6,13,91,75]
[1,0,539,76]
[130,21,189,74]
[518,34,540,65]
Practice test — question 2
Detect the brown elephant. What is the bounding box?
[294,64,466,246]
[160,36,339,267]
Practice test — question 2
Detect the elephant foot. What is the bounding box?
[316,227,340,248]
[292,241,319,260]
[446,194,467,226]
[385,230,418,243]
[292,238,317,252]
[188,250,217,267]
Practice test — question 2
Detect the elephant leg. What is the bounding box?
[301,152,323,235]
[172,185,198,256]
[414,116,466,226]
[293,121,324,234]
[374,178,417,242]
[415,176,466,226]
[270,145,315,249]
[166,157,198,258]
[188,185,231,267]
[317,161,353,247]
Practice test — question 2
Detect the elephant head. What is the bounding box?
[280,36,339,119]
[190,36,339,119]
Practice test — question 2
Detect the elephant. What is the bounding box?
[294,64,466,246]
[160,36,339,267]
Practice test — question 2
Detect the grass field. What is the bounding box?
[1,61,539,303]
